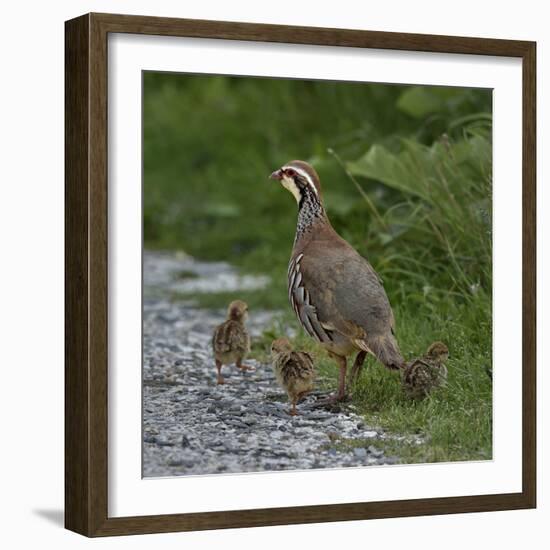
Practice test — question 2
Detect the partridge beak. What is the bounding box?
[270,169,283,181]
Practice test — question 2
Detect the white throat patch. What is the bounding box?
[282,165,319,197]
[281,175,302,203]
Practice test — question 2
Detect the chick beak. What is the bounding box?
[270,169,283,180]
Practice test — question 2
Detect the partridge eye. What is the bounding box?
[285,168,296,177]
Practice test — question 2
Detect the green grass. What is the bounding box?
[145,73,493,464]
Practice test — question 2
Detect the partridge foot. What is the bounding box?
[312,392,349,409]
[237,364,256,372]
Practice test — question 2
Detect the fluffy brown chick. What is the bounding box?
[212,300,253,384]
[271,338,316,416]
[402,341,449,400]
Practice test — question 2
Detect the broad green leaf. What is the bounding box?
[347,143,430,200]
[397,87,445,118]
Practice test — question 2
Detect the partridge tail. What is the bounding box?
[368,334,405,370]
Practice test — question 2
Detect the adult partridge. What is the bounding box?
[270,160,404,403]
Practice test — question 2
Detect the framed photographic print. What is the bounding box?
[65,12,536,537]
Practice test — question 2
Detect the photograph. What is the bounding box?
[141,72,493,478]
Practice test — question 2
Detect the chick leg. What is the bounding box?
[349,350,367,386]
[215,359,224,385]
[236,357,256,372]
[289,390,311,415]
[289,399,297,416]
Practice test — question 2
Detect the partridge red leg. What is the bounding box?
[314,355,348,406]
[349,350,367,386]
[336,355,348,400]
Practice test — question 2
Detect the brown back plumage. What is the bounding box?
[274,351,315,385]
[212,319,249,355]
[212,300,250,360]
[271,338,316,399]
[402,342,448,399]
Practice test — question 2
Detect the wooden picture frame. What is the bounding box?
[65,12,536,537]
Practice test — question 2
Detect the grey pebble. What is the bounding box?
[368,445,384,457]
[156,440,175,447]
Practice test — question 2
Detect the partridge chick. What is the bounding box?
[402,341,449,400]
[271,338,316,416]
[212,300,253,385]
[271,161,404,404]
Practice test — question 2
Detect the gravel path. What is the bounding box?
[143,251,400,477]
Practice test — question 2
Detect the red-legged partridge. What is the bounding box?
[270,160,404,404]
[402,341,448,400]
[271,338,316,416]
[212,300,254,385]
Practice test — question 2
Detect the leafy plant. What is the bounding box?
[346,120,492,303]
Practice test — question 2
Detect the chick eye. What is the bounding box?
[285,168,296,177]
